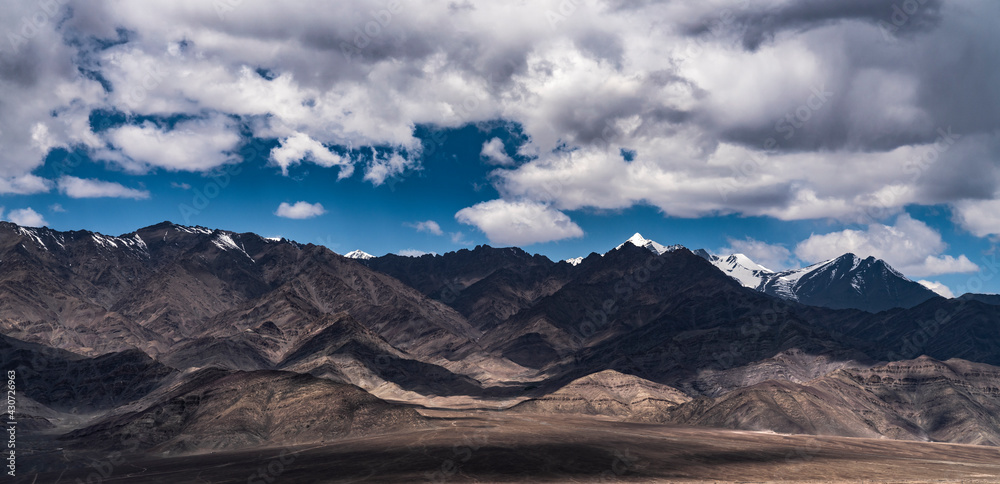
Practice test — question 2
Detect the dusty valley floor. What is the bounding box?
[23,409,1000,483]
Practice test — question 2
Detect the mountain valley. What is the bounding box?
[4,222,1000,482]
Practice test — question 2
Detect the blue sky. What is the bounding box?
[1,0,999,297]
[20,122,999,297]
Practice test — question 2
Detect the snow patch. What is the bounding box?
[344,249,375,260]
[91,233,119,249]
[18,227,47,250]
[212,233,255,262]
[564,257,584,266]
[174,225,213,235]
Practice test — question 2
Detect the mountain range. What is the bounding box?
[359,230,941,313]
[5,221,1000,479]
[694,247,942,313]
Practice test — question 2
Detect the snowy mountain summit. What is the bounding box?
[343,250,375,260]
[694,250,940,312]
[596,232,939,312]
[615,233,684,255]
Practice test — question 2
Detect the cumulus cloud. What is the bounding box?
[455,199,584,246]
[0,174,53,195]
[405,220,443,236]
[58,176,150,199]
[918,280,954,298]
[7,208,47,227]
[0,1,105,177]
[364,151,416,187]
[952,199,1000,237]
[2,0,1000,228]
[719,237,797,271]
[481,138,514,165]
[275,201,326,219]
[101,116,241,173]
[794,214,979,277]
[270,132,353,178]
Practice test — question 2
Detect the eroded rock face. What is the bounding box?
[664,356,1000,445]
[63,369,427,454]
[510,369,690,420]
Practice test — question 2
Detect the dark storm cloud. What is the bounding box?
[684,0,945,51]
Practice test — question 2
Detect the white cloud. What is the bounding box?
[918,280,955,299]
[405,220,443,236]
[102,116,241,173]
[952,199,1000,237]
[3,0,1000,232]
[171,182,192,190]
[0,175,53,195]
[481,138,514,166]
[0,1,105,177]
[364,151,416,187]
[275,201,326,219]
[794,214,979,277]
[398,249,436,257]
[450,231,471,245]
[455,199,583,246]
[7,208,47,227]
[270,132,353,178]
[49,204,66,213]
[58,176,150,199]
[719,237,797,271]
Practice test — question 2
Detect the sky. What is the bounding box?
[1,0,999,296]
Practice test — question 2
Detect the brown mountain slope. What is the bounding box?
[666,356,1000,445]
[825,356,1000,445]
[0,222,496,381]
[668,378,926,440]
[62,368,427,454]
[510,369,690,421]
[0,334,177,412]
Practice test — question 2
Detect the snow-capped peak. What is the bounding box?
[727,253,772,273]
[344,249,375,260]
[701,251,775,289]
[625,232,648,246]
[614,233,682,255]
